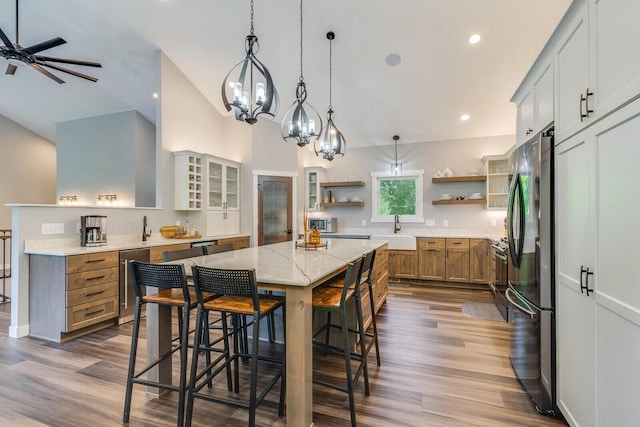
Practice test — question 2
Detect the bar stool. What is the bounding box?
[358,249,381,366]
[186,266,285,427]
[123,261,213,427]
[312,257,365,427]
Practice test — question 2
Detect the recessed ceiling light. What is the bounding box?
[460,114,470,121]
[152,92,159,99]
[385,53,401,67]
[468,34,481,44]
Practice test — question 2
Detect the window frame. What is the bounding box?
[370,170,425,223]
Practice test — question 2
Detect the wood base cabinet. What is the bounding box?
[30,252,120,342]
[469,238,489,284]
[388,250,418,280]
[418,238,445,281]
[445,238,470,283]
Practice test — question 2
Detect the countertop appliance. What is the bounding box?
[506,127,557,416]
[80,215,107,247]
[119,248,150,323]
[308,217,337,233]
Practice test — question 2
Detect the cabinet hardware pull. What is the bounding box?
[84,308,105,316]
[86,259,106,263]
[427,249,438,252]
[86,275,106,281]
[585,88,594,118]
[453,242,462,245]
[86,290,105,297]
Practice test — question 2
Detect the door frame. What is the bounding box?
[252,170,298,247]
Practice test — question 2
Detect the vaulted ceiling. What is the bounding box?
[0,0,571,147]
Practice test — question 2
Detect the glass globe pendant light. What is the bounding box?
[391,135,402,175]
[221,0,279,124]
[315,31,346,161]
[280,0,323,147]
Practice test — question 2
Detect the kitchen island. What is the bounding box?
[162,238,387,427]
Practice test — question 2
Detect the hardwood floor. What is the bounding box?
[0,285,567,426]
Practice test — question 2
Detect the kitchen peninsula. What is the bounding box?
[163,238,388,427]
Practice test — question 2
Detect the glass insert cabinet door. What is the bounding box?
[226,165,238,209]
[208,161,223,208]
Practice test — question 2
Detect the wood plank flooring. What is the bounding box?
[0,284,568,426]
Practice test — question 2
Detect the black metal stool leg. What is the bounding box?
[123,298,143,422]
[341,310,357,427]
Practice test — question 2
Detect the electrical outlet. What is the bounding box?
[76,223,81,233]
[491,219,497,227]
[443,219,449,227]
[175,221,181,226]
[361,219,366,226]
[425,219,435,226]
[41,223,64,235]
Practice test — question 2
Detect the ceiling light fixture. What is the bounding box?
[469,34,481,44]
[460,114,470,121]
[315,31,345,161]
[221,0,279,124]
[391,135,402,175]
[280,0,322,147]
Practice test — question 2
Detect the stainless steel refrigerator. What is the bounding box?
[505,128,557,416]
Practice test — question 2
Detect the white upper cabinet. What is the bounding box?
[205,156,240,236]
[555,0,640,143]
[304,167,325,211]
[588,0,640,119]
[513,53,553,147]
[554,1,590,142]
[174,151,203,211]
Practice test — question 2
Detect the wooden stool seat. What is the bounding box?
[312,285,355,308]
[143,288,216,306]
[203,294,284,316]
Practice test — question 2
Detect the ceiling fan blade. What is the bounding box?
[23,37,66,54]
[37,61,97,82]
[28,63,65,84]
[6,64,17,75]
[0,27,13,48]
[35,55,102,68]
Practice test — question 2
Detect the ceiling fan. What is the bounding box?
[0,0,101,83]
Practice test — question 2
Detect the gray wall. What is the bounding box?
[56,110,156,207]
[0,114,56,228]
[298,134,514,233]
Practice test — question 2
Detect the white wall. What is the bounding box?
[56,110,156,207]
[298,135,514,233]
[0,114,56,228]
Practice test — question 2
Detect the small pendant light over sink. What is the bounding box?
[221,0,279,124]
[315,31,346,161]
[391,135,402,175]
[280,0,322,147]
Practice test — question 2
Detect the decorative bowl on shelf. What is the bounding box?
[469,169,480,176]
[338,197,350,202]
[434,170,443,178]
[443,168,453,177]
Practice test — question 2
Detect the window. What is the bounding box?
[371,170,424,223]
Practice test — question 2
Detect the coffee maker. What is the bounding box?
[80,215,107,247]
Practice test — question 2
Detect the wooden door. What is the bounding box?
[445,239,470,283]
[258,175,293,246]
[469,239,488,284]
[388,251,417,279]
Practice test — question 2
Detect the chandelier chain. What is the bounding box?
[250,0,254,35]
[299,0,304,81]
[329,36,333,109]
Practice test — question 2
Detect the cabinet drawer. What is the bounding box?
[149,243,191,263]
[418,238,445,250]
[67,251,118,273]
[67,266,119,291]
[67,281,118,307]
[446,238,469,249]
[66,296,118,332]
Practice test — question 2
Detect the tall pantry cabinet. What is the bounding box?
[551,0,640,425]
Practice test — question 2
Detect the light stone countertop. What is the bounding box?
[23,233,250,256]
[328,227,504,240]
[167,239,386,287]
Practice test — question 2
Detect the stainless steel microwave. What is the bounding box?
[308,217,337,233]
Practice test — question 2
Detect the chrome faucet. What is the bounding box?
[394,214,401,234]
[142,215,151,242]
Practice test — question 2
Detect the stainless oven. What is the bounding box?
[490,238,509,321]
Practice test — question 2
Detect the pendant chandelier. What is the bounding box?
[315,31,346,161]
[280,0,322,147]
[391,135,402,175]
[221,0,279,124]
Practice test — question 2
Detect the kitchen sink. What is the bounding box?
[370,234,416,250]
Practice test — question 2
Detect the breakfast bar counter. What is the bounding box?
[159,238,387,426]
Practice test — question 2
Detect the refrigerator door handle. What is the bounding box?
[507,172,525,267]
[506,287,536,318]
